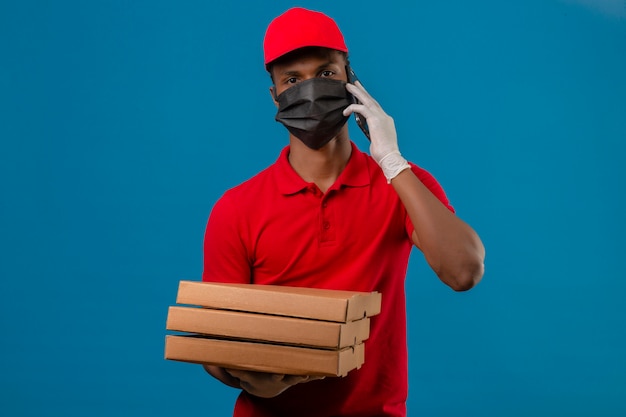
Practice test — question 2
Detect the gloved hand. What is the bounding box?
[225,369,325,398]
[344,81,410,183]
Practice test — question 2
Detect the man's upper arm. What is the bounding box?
[202,193,251,283]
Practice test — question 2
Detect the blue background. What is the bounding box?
[1,0,624,415]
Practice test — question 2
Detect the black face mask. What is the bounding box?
[274,78,351,150]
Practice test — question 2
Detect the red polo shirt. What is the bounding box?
[203,141,453,417]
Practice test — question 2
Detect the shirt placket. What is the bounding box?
[319,190,335,245]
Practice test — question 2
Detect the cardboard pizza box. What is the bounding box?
[166,306,370,349]
[164,335,365,377]
[175,281,381,323]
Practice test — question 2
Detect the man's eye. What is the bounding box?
[320,70,334,77]
[286,77,298,84]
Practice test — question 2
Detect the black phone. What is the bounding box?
[347,66,371,141]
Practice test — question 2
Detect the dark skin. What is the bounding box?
[205,47,485,395]
[270,48,484,289]
[270,48,353,194]
[203,365,241,389]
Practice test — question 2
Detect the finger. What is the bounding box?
[346,82,377,106]
[345,82,367,103]
[343,103,368,117]
[282,374,324,385]
[280,375,304,385]
[226,369,281,382]
[354,80,370,96]
[225,368,243,378]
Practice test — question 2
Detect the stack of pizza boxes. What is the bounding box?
[165,281,382,377]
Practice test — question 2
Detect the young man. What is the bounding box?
[201,7,485,417]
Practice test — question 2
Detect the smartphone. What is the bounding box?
[347,66,371,141]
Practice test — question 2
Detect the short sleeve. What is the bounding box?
[202,192,252,284]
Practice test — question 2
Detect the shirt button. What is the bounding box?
[323,221,331,230]
[322,202,328,208]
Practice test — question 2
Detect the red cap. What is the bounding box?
[263,7,348,65]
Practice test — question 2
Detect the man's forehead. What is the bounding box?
[272,48,346,70]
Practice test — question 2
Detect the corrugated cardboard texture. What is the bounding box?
[164,335,365,377]
[166,306,370,349]
[175,281,382,323]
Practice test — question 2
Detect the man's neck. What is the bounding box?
[288,133,352,194]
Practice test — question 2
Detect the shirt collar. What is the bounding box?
[275,141,371,195]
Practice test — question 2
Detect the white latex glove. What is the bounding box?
[344,81,410,183]
[225,369,325,398]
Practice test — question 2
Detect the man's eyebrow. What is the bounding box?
[320,58,334,65]
[315,60,335,71]
[278,61,337,78]
[280,70,301,77]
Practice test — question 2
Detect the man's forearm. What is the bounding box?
[391,169,485,291]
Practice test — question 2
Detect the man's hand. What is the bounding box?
[225,369,325,398]
[344,81,410,183]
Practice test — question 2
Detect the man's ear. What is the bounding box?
[269,86,279,107]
